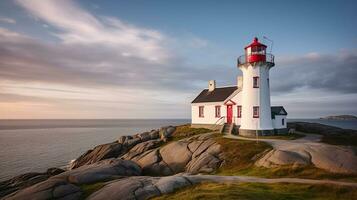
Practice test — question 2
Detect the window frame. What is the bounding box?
[282,118,285,126]
[199,106,204,118]
[253,76,259,88]
[237,105,242,118]
[215,106,221,118]
[253,106,259,118]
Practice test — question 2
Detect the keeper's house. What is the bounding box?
[191,37,288,137]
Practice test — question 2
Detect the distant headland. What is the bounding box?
[320,115,357,120]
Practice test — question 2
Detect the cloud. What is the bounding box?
[0,17,16,24]
[15,0,170,63]
[270,51,357,94]
[0,0,356,118]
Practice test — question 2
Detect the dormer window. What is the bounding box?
[253,76,259,88]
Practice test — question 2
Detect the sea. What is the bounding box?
[0,118,356,181]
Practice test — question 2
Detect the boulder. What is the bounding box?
[0,168,65,198]
[255,149,311,168]
[87,175,192,200]
[60,159,141,185]
[149,130,159,140]
[159,126,176,140]
[138,132,151,142]
[69,142,125,169]
[2,178,81,200]
[160,141,192,173]
[121,139,162,160]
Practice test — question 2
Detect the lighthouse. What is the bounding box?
[237,37,275,136]
[191,37,287,136]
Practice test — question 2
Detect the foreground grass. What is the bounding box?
[79,182,105,200]
[152,182,357,200]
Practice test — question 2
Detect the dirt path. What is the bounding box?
[185,174,357,187]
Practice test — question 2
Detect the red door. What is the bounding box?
[227,105,233,124]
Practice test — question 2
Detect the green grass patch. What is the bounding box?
[214,137,272,174]
[213,136,357,181]
[79,182,105,200]
[171,124,212,141]
[152,182,357,200]
[321,134,357,147]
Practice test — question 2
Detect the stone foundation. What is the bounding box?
[274,128,289,135]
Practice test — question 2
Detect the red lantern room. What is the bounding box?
[245,37,267,63]
[237,37,274,67]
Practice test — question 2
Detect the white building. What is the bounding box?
[191,37,288,136]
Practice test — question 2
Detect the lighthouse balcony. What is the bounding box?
[237,53,275,67]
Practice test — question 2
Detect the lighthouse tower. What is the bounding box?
[237,37,275,136]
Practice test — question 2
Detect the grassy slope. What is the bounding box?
[288,122,357,146]
[153,182,357,200]
[214,136,357,181]
[171,124,212,140]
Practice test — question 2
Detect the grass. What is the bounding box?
[171,124,212,141]
[288,122,357,146]
[213,136,357,181]
[79,182,105,200]
[321,134,357,147]
[214,137,272,174]
[152,182,357,200]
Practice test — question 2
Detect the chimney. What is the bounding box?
[208,80,216,91]
[237,76,243,89]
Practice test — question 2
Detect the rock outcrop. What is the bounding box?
[70,127,175,169]
[0,168,65,198]
[254,134,357,174]
[87,175,193,200]
[121,133,224,176]
[3,159,141,200]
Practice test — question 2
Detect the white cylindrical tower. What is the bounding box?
[237,37,275,137]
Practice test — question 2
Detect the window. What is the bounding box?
[253,106,259,118]
[199,106,204,118]
[215,106,221,118]
[267,78,269,88]
[237,105,242,118]
[282,118,285,126]
[253,76,259,88]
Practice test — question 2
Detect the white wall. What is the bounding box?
[191,102,225,125]
[272,115,287,129]
[191,91,243,126]
[239,64,274,130]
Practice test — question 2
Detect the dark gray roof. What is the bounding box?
[191,86,238,103]
[271,106,288,119]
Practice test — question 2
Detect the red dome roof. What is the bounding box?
[244,37,267,49]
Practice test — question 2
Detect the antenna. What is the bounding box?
[263,36,274,54]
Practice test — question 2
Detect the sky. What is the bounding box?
[0,0,356,119]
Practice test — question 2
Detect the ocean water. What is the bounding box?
[0,119,189,181]
[0,118,356,181]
